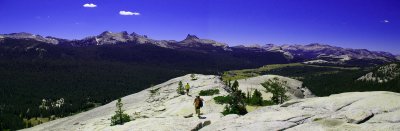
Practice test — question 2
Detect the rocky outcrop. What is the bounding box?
[23,74,311,131]
[23,74,228,131]
[237,75,314,99]
[202,91,400,131]
[357,63,400,83]
[22,74,400,131]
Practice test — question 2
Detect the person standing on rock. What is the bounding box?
[185,83,191,96]
[194,96,204,118]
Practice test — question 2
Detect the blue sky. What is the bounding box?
[0,0,399,54]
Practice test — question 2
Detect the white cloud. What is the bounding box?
[382,19,390,23]
[119,11,140,16]
[83,3,97,8]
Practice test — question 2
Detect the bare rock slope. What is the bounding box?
[203,91,400,131]
[237,75,314,100]
[24,75,400,131]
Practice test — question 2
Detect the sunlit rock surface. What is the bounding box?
[23,74,399,131]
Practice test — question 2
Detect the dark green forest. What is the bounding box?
[0,60,187,130]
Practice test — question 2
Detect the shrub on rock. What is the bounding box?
[176,81,185,95]
[111,98,131,126]
[199,89,220,96]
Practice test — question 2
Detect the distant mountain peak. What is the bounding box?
[99,31,112,36]
[185,34,199,40]
[99,31,129,37]
[130,32,140,37]
[303,43,335,48]
[179,34,229,50]
[120,31,129,36]
[307,43,325,46]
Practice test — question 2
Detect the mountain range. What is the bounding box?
[1,31,398,66]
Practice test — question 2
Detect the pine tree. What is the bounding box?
[111,98,130,126]
[176,81,185,95]
[261,77,289,104]
[222,80,247,115]
[248,89,263,106]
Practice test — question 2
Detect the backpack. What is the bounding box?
[195,98,203,108]
[199,100,203,108]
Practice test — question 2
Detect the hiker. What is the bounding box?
[193,96,204,117]
[185,83,190,95]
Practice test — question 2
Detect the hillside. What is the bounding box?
[23,74,400,130]
[223,63,400,96]
[22,74,311,130]
[202,91,400,130]
[357,63,400,83]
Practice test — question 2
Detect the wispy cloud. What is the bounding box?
[382,19,390,23]
[83,3,97,8]
[119,11,140,16]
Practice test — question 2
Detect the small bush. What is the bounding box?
[221,104,247,116]
[111,113,130,126]
[190,74,197,80]
[213,95,232,104]
[244,89,275,106]
[260,100,274,106]
[111,98,131,126]
[149,87,160,94]
[313,118,322,121]
[176,81,185,95]
[199,89,220,96]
